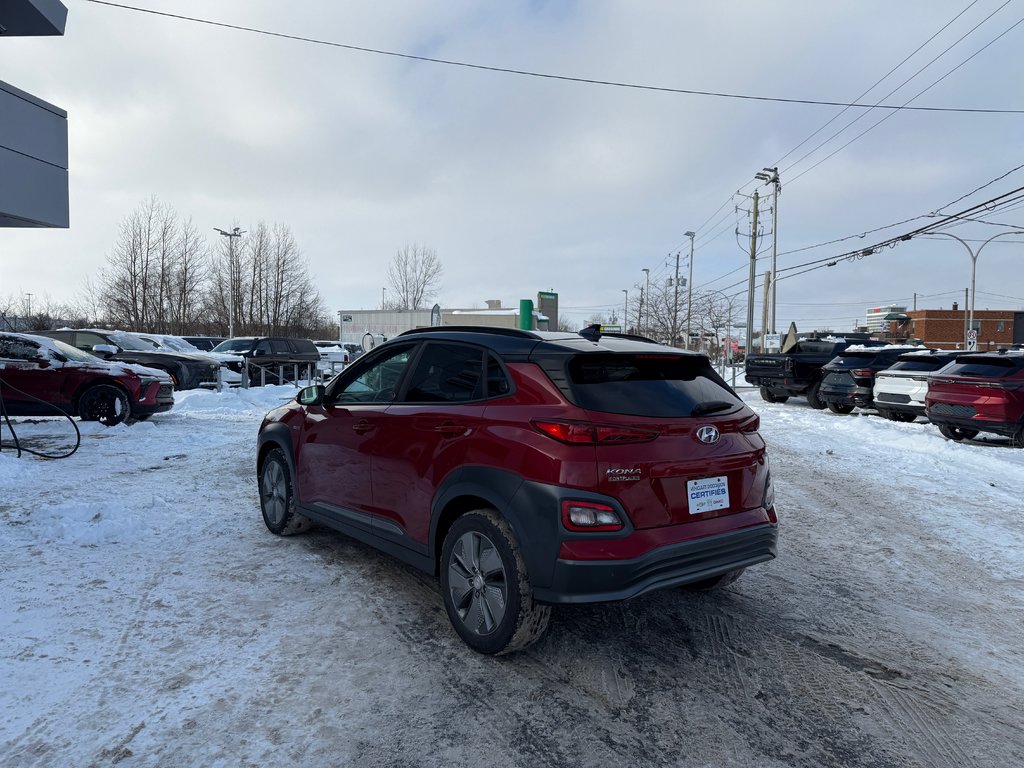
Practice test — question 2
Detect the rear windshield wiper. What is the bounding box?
[690,400,736,416]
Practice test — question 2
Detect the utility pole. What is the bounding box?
[214,227,245,337]
[671,251,681,347]
[642,267,650,336]
[684,231,695,351]
[761,271,771,349]
[382,287,387,310]
[745,191,760,357]
[622,289,628,332]
[913,292,917,311]
[25,293,32,321]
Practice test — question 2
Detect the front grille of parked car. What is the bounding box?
[930,403,977,418]
[877,392,911,404]
[197,368,219,385]
[157,383,174,399]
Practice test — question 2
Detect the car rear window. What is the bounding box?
[887,357,955,372]
[942,357,1022,378]
[566,353,742,417]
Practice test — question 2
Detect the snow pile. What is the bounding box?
[6,498,170,546]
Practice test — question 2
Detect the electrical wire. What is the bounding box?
[83,0,1024,115]
[0,372,82,459]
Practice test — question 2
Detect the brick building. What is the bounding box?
[901,303,1023,350]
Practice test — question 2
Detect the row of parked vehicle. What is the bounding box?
[745,339,1024,447]
[0,328,362,426]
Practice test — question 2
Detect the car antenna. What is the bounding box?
[579,324,602,342]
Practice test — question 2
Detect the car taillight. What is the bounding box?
[561,500,624,532]
[532,420,658,445]
[852,368,875,378]
[739,413,760,433]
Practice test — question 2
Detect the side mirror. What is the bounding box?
[92,344,118,358]
[35,358,51,368]
[253,349,267,357]
[297,385,326,407]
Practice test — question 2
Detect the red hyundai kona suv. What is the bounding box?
[926,348,1024,446]
[256,327,778,654]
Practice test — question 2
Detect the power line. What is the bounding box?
[786,12,1024,185]
[772,0,984,169]
[84,0,1024,115]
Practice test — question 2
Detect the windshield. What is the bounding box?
[50,338,102,363]
[212,339,255,353]
[134,336,161,349]
[108,331,153,351]
[567,353,742,418]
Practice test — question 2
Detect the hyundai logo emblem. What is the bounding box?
[696,425,720,444]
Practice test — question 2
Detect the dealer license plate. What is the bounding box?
[686,475,730,514]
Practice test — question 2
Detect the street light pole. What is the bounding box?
[382,287,387,310]
[214,226,245,337]
[641,267,650,336]
[684,231,695,351]
[929,230,1024,348]
[622,289,628,332]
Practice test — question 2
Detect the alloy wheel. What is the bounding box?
[447,531,508,636]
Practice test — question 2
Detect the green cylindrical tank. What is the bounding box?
[519,299,534,330]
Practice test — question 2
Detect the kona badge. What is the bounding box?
[696,425,720,444]
[606,467,642,482]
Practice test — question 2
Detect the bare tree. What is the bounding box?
[385,244,443,310]
[208,221,327,337]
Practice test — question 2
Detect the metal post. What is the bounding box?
[684,231,695,351]
[382,287,386,310]
[745,191,760,357]
[642,268,650,335]
[215,227,245,337]
[338,310,344,343]
[622,289,628,332]
[767,169,780,333]
[671,251,680,347]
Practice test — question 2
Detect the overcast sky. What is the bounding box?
[2,0,1023,332]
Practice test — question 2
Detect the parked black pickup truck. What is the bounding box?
[745,339,885,408]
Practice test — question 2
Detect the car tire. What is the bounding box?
[806,382,827,410]
[1013,422,1024,449]
[259,448,312,536]
[827,401,855,415]
[683,568,745,591]
[440,509,551,655]
[759,387,788,404]
[938,424,978,442]
[78,384,131,426]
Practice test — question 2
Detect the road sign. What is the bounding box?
[967,329,978,351]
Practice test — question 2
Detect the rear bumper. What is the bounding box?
[821,385,873,408]
[927,411,1022,438]
[533,523,778,604]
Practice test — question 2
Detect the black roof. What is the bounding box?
[395,326,702,360]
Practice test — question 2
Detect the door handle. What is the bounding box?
[353,420,377,435]
[433,422,467,437]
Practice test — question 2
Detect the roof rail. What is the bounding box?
[397,326,539,339]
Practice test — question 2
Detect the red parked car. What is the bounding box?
[926,349,1024,445]
[257,327,778,654]
[0,332,174,426]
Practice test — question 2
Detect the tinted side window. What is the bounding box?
[334,345,415,404]
[254,339,273,355]
[487,355,512,398]
[76,332,110,351]
[402,343,484,403]
[568,354,742,417]
[270,339,292,354]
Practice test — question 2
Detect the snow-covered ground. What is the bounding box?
[2,385,1022,767]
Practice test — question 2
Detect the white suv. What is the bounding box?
[873,349,964,422]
